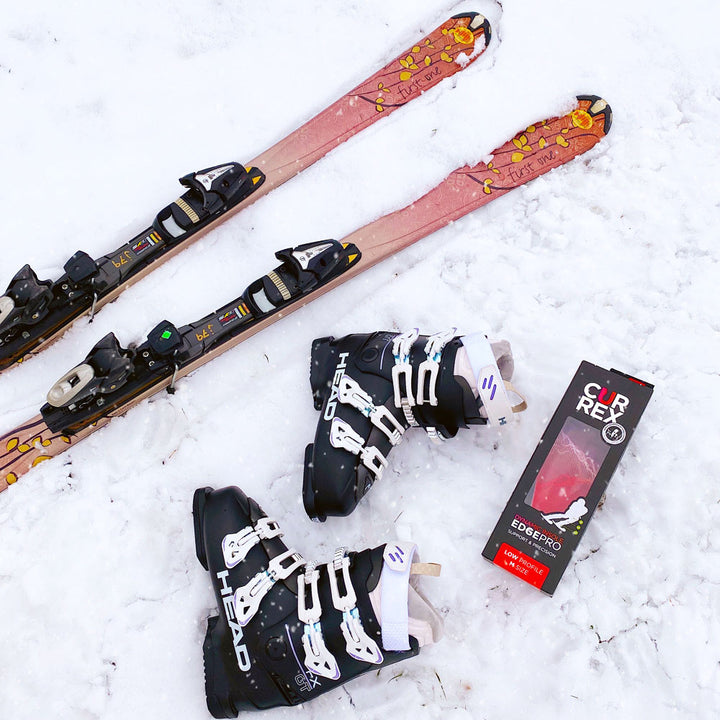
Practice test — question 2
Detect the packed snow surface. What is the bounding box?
[1,1,718,718]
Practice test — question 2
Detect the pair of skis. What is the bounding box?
[0,12,612,491]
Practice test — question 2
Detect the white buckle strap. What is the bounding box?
[416,328,456,406]
[380,542,418,651]
[461,333,515,426]
[298,563,340,680]
[233,548,304,626]
[329,417,388,479]
[222,517,282,569]
[391,329,419,409]
[328,548,383,665]
[337,375,404,446]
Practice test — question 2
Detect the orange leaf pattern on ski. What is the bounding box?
[352,14,490,113]
[452,96,611,199]
[399,56,418,70]
[511,133,534,163]
[0,415,86,491]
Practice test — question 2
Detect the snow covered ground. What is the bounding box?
[1,0,718,717]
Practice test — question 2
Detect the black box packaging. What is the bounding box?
[482,361,654,595]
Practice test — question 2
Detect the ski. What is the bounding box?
[0,12,491,372]
[0,96,612,491]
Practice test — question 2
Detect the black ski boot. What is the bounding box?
[193,485,442,715]
[303,329,525,520]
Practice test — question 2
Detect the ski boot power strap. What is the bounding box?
[461,332,526,424]
[379,542,418,652]
[303,329,526,520]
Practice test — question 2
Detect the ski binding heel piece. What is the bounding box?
[156,162,264,240]
[0,265,54,332]
[45,333,133,409]
[248,240,361,315]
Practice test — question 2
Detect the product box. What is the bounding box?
[482,361,654,595]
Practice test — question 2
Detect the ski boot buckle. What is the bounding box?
[298,563,340,679]
[222,517,282,569]
[328,549,383,664]
[338,375,404,446]
[391,329,419,409]
[233,548,303,626]
[329,418,388,480]
[416,328,456,406]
